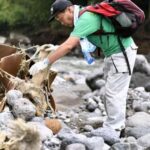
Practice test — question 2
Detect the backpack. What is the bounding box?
[79,0,145,75]
[79,0,145,37]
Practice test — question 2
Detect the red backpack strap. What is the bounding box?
[79,2,120,17]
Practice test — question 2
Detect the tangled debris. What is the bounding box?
[0,44,62,150]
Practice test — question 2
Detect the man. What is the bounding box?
[29,0,138,137]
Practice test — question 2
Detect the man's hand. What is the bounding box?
[29,58,50,75]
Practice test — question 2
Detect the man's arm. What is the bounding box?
[29,36,80,75]
[48,36,80,64]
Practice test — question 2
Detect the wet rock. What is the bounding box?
[145,82,150,92]
[110,142,142,150]
[29,122,53,141]
[125,136,137,143]
[6,90,23,106]
[134,54,150,75]
[31,117,44,122]
[86,127,120,145]
[82,125,94,132]
[137,134,150,149]
[133,101,150,112]
[86,98,98,112]
[126,112,150,127]
[126,126,150,139]
[85,69,104,91]
[66,143,86,150]
[60,134,104,150]
[42,137,61,150]
[131,72,150,88]
[77,113,104,128]
[12,98,36,120]
[0,111,14,131]
[7,32,31,48]
[58,127,104,150]
[84,136,104,150]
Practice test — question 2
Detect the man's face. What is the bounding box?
[55,7,74,27]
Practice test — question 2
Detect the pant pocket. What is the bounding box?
[111,53,128,74]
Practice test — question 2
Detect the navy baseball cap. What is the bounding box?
[48,0,73,22]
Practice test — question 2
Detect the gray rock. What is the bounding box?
[82,125,94,132]
[77,114,104,129]
[85,136,104,150]
[66,143,86,150]
[126,127,150,139]
[131,72,150,88]
[31,117,44,122]
[137,134,150,149]
[43,137,61,150]
[29,122,53,141]
[6,90,23,106]
[139,91,150,99]
[62,136,104,150]
[126,112,150,127]
[12,98,36,120]
[133,101,150,113]
[58,128,104,150]
[110,142,143,150]
[145,82,150,92]
[86,98,98,112]
[86,127,120,145]
[85,69,104,91]
[134,54,150,75]
[125,136,137,143]
[0,111,14,131]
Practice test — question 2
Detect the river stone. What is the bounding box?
[29,122,53,141]
[66,143,86,150]
[86,98,97,112]
[134,54,150,75]
[43,137,61,150]
[86,127,120,145]
[85,69,104,91]
[145,82,150,92]
[126,126,150,139]
[126,112,150,127]
[6,90,23,106]
[58,127,104,150]
[0,111,14,131]
[133,101,150,112]
[110,142,142,150]
[12,97,36,120]
[137,134,150,149]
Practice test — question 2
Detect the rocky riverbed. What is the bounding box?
[1,54,150,150]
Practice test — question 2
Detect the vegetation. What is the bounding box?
[0,0,149,30]
[0,0,149,50]
[0,0,51,31]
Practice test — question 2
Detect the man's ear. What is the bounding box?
[67,6,73,14]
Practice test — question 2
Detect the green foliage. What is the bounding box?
[0,0,52,29]
[0,0,148,32]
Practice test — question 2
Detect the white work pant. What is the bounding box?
[103,43,137,131]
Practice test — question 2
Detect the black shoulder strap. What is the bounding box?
[117,36,131,75]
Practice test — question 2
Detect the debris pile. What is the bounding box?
[0,44,62,150]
